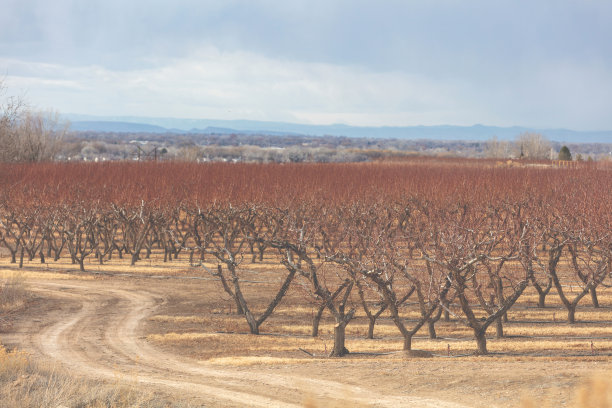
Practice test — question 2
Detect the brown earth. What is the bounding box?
[2,268,612,407]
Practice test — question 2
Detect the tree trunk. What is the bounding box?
[495,317,504,338]
[443,301,450,322]
[568,306,576,324]
[367,318,376,339]
[234,298,244,315]
[538,292,547,308]
[403,333,413,351]
[475,330,487,355]
[330,322,348,357]
[214,265,244,315]
[19,247,24,268]
[245,312,259,335]
[590,287,600,308]
[311,303,325,337]
[427,320,437,339]
[131,251,139,266]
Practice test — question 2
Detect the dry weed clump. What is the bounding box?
[0,346,182,408]
[0,272,27,310]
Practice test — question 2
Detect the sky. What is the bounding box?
[1,0,611,130]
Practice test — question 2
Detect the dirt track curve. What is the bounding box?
[6,278,472,407]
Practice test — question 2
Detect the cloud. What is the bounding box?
[2,49,476,126]
[1,1,611,129]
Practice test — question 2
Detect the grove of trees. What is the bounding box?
[0,160,610,356]
[0,80,69,162]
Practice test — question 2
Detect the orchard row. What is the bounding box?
[0,161,610,355]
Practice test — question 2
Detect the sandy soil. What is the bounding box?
[2,274,611,407]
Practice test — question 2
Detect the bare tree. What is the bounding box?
[0,79,25,162]
[262,205,360,357]
[515,132,552,160]
[422,203,529,355]
[13,110,68,162]
[197,206,297,335]
[1,81,68,162]
[484,136,511,159]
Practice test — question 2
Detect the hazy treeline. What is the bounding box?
[61,130,612,163]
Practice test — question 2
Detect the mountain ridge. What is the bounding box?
[66,114,612,144]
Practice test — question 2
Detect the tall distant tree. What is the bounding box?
[558,146,572,161]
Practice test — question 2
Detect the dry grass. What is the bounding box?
[0,345,190,408]
[0,255,196,279]
[0,267,95,281]
[0,272,27,311]
[148,328,612,360]
[207,356,314,366]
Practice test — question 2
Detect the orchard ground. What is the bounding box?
[2,252,612,407]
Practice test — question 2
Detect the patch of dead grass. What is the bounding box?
[0,272,28,311]
[207,356,314,366]
[0,345,181,407]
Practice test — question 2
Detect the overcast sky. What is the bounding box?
[1,1,611,130]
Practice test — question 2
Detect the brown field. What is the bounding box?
[2,251,612,408]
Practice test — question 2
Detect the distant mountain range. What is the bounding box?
[66,114,612,144]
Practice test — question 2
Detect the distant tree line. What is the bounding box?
[60,131,611,163]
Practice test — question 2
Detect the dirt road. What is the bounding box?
[4,278,471,408]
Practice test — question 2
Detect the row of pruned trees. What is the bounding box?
[1,196,610,356]
[1,162,610,355]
